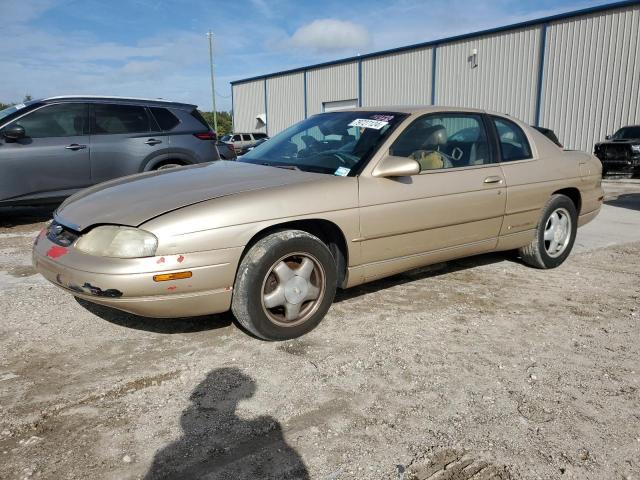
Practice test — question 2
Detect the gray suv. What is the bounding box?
[0,96,220,206]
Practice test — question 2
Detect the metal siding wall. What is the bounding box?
[436,26,541,124]
[361,47,433,107]
[541,6,640,151]
[306,62,358,116]
[266,72,305,135]
[231,80,266,133]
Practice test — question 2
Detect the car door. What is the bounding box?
[0,102,90,203]
[357,112,506,281]
[241,134,253,152]
[231,134,242,153]
[89,103,166,183]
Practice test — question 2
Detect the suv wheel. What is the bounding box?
[231,230,337,340]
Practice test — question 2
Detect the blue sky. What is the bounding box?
[0,0,618,111]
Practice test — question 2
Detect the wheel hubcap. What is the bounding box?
[543,207,572,258]
[261,253,325,327]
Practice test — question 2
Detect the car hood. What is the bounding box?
[55,161,320,231]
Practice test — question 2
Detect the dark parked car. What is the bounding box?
[532,126,563,148]
[594,126,640,176]
[0,96,220,206]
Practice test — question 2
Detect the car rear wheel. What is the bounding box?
[231,230,337,340]
[519,194,577,269]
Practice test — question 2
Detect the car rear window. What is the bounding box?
[150,107,180,131]
[93,104,151,134]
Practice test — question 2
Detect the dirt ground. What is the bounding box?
[0,181,638,480]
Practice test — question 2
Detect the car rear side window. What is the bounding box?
[492,116,532,161]
[93,104,151,134]
[242,134,252,141]
[254,133,267,139]
[190,110,212,130]
[9,103,88,138]
[150,107,180,131]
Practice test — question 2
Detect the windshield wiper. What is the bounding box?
[271,164,301,171]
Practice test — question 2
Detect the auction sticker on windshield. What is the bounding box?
[348,118,389,130]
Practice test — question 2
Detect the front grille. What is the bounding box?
[602,144,630,160]
[47,221,79,247]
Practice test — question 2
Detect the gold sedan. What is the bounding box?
[33,107,603,340]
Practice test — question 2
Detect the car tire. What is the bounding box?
[519,194,577,269]
[231,230,337,340]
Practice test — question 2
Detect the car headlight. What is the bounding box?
[631,145,640,154]
[75,226,158,258]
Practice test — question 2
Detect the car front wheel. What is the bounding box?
[519,194,578,269]
[231,230,337,340]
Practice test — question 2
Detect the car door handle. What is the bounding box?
[483,176,503,184]
[145,139,162,145]
[65,144,87,150]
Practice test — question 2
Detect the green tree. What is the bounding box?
[199,110,233,136]
[0,102,10,110]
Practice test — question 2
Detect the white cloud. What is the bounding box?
[290,19,370,52]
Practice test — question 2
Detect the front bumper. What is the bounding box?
[597,154,640,173]
[32,231,243,318]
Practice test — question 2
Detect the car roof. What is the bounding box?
[337,105,486,115]
[39,95,197,110]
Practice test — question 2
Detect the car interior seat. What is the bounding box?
[409,125,450,170]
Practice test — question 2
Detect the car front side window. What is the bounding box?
[7,103,88,138]
[390,113,491,171]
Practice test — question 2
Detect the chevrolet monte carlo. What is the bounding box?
[33,107,603,340]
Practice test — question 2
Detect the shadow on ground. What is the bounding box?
[144,367,309,480]
[0,206,56,227]
[76,298,234,334]
[604,193,640,212]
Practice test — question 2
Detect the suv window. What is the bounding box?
[492,117,532,161]
[232,134,241,141]
[8,103,88,138]
[242,134,252,141]
[93,104,151,134]
[149,107,179,131]
[391,113,491,171]
[254,133,268,139]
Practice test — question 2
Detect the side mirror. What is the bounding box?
[3,125,26,140]
[605,134,611,140]
[372,155,420,178]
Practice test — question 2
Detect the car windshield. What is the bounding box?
[612,127,640,140]
[220,135,232,142]
[239,111,408,175]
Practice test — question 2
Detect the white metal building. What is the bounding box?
[231,1,640,152]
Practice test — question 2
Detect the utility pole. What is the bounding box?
[206,30,218,133]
